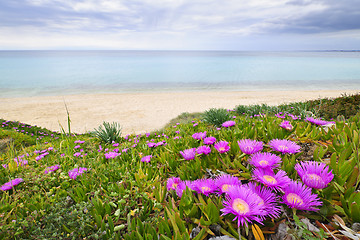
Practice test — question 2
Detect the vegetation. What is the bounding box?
[91,121,122,144]
[203,108,232,127]
[1,93,360,239]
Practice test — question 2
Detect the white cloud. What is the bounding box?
[1,0,359,49]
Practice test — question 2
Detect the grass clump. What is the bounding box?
[203,108,232,127]
[0,129,36,153]
[91,121,122,143]
[235,103,277,116]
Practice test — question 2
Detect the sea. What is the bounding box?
[1,50,360,98]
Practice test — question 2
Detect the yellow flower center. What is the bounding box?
[306,173,321,182]
[219,147,225,151]
[263,175,277,184]
[245,146,253,152]
[172,183,178,188]
[286,193,303,205]
[201,186,210,193]
[232,198,250,214]
[259,160,268,166]
[279,145,288,151]
[221,184,230,192]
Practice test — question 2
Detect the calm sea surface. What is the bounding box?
[0,50,360,97]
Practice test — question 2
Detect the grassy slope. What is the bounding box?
[0,93,360,239]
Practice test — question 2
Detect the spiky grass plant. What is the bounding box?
[203,108,231,127]
[92,121,122,143]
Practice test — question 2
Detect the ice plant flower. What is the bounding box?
[279,120,293,131]
[268,139,301,154]
[44,165,60,174]
[214,141,230,153]
[295,161,334,189]
[196,145,211,155]
[203,136,216,145]
[175,180,194,198]
[248,152,282,169]
[246,182,281,219]
[105,151,119,159]
[192,178,216,196]
[215,174,241,195]
[192,131,207,140]
[221,185,264,227]
[180,148,196,160]
[0,178,24,191]
[237,139,263,155]
[282,181,322,211]
[68,167,88,180]
[167,177,182,191]
[141,155,152,163]
[306,117,335,126]
[252,168,291,191]
[222,120,236,128]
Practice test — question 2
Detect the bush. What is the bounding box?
[91,121,122,143]
[203,108,231,127]
[235,104,277,116]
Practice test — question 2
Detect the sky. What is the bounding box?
[0,0,359,50]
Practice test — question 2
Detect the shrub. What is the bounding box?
[91,121,122,143]
[203,108,231,127]
[235,104,277,116]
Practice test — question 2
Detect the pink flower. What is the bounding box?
[279,120,293,131]
[222,120,236,128]
[252,168,291,191]
[192,178,217,196]
[68,167,88,180]
[167,177,182,191]
[141,155,152,163]
[192,131,207,140]
[0,178,24,191]
[214,141,230,153]
[248,152,282,169]
[295,161,334,189]
[221,185,265,227]
[282,181,322,211]
[180,148,196,160]
[215,174,241,194]
[196,145,211,155]
[306,117,335,126]
[269,139,301,154]
[44,165,60,174]
[203,136,216,145]
[237,139,263,155]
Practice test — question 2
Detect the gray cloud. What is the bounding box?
[0,0,359,49]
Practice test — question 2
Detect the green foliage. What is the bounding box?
[2,93,360,239]
[235,103,277,116]
[28,197,101,239]
[203,108,232,127]
[92,121,122,143]
[164,112,204,128]
[287,213,327,240]
[0,129,36,152]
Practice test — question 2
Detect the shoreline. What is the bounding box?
[1,89,359,135]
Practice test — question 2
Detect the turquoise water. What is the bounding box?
[1,50,360,97]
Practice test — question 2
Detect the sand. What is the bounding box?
[1,90,359,135]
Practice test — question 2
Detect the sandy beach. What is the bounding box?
[1,90,359,135]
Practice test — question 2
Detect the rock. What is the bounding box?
[208,236,237,240]
[190,227,201,239]
[352,223,360,232]
[300,218,320,233]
